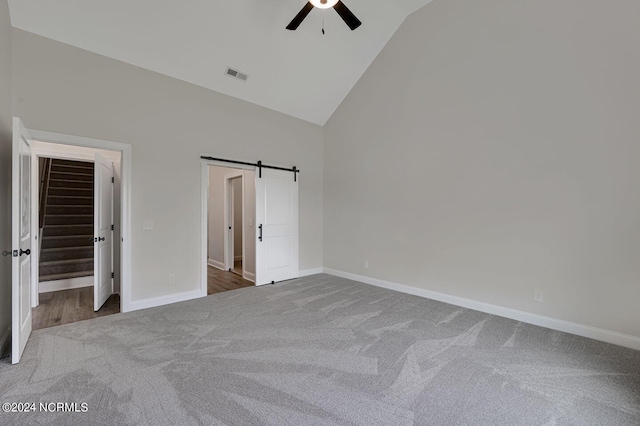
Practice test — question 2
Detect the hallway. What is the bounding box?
[207,265,253,295]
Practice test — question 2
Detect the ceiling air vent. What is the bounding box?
[225,67,248,82]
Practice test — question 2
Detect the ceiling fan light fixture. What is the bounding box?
[310,0,339,10]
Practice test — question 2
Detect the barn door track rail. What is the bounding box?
[201,156,299,182]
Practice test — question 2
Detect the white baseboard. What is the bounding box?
[323,268,640,351]
[234,255,242,262]
[207,259,225,270]
[128,288,204,312]
[0,327,10,357]
[243,271,255,283]
[299,267,323,277]
[39,276,93,293]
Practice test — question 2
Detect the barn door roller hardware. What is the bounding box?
[200,156,299,182]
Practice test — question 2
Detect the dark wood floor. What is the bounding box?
[231,260,243,276]
[208,264,254,295]
[30,267,250,330]
[33,287,120,331]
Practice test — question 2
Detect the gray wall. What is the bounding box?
[324,0,640,336]
[0,0,12,344]
[12,29,323,303]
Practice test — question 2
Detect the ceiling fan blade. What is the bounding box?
[286,2,314,31]
[334,1,361,31]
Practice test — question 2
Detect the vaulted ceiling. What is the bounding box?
[8,0,433,125]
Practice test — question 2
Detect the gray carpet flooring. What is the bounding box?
[1,273,639,425]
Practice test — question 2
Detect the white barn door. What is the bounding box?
[11,118,33,364]
[255,169,299,285]
[94,153,113,311]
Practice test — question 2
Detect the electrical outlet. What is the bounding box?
[364,260,369,269]
[533,289,544,303]
[169,274,176,285]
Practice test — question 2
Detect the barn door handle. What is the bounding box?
[258,224,263,242]
[19,249,31,256]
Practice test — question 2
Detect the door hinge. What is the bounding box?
[111,272,114,279]
[111,224,114,231]
[111,177,114,183]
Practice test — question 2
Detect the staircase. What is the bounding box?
[39,159,94,282]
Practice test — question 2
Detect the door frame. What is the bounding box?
[29,146,119,307]
[27,129,133,312]
[201,159,255,293]
[224,172,244,272]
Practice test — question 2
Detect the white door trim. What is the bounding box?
[27,129,133,313]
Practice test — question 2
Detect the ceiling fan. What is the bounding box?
[286,0,362,31]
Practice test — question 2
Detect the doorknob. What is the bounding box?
[2,250,12,257]
[99,237,105,242]
[19,249,31,256]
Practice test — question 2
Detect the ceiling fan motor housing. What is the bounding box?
[287,1,362,31]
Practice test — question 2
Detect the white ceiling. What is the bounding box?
[8,0,432,125]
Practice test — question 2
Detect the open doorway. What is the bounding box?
[30,142,122,330]
[201,156,300,293]
[206,165,255,295]
[10,118,133,364]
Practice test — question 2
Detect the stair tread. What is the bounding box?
[49,187,92,190]
[44,224,93,228]
[41,246,94,252]
[47,195,93,199]
[40,271,94,281]
[47,205,94,208]
[51,166,93,171]
[42,234,93,239]
[45,214,93,217]
[49,180,93,184]
[51,170,93,175]
[40,258,93,266]
[50,178,93,182]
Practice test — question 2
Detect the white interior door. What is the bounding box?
[11,118,33,364]
[255,169,298,285]
[94,153,113,311]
